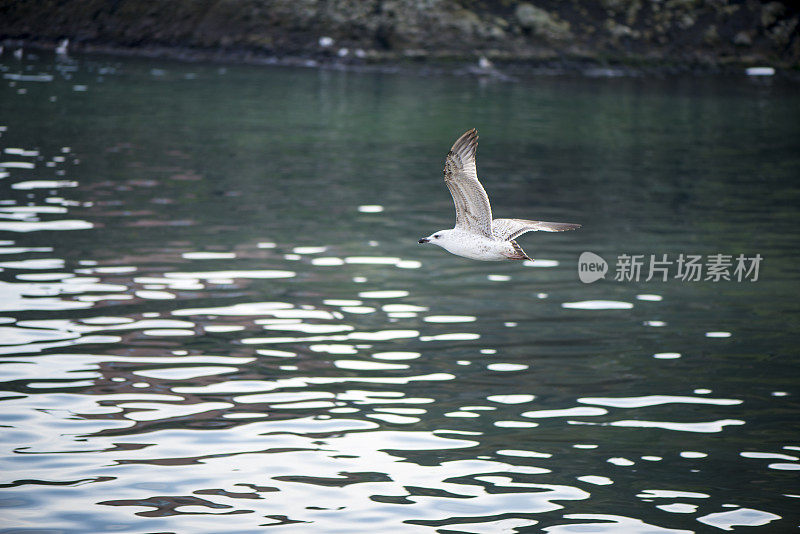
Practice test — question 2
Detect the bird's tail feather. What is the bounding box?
[506,240,531,261]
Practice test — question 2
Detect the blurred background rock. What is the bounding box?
[1,0,797,69]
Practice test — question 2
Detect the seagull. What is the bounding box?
[56,38,69,55]
[419,129,580,261]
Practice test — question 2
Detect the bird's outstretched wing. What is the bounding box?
[444,129,493,238]
[492,218,581,241]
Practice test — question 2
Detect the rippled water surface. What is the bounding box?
[1,52,799,533]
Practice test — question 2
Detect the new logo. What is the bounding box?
[578,252,608,283]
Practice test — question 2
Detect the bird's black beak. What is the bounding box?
[418,238,428,244]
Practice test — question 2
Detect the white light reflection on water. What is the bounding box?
[697,508,782,530]
[607,419,745,433]
[11,179,79,189]
[0,219,93,231]
[544,514,693,533]
[561,300,634,310]
[578,395,742,408]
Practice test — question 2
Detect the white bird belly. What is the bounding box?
[441,233,510,261]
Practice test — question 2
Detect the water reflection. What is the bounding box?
[0,50,798,532]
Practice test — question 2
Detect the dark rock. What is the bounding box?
[514,3,572,41]
[0,0,797,69]
[733,30,753,47]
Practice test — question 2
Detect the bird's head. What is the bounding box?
[418,229,453,248]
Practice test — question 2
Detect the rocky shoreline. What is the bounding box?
[2,1,798,73]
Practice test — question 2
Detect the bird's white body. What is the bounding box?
[419,129,580,261]
[423,228,519,261]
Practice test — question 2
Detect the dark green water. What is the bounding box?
[0,51,798,533]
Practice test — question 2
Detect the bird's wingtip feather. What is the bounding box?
[450,128,479,162]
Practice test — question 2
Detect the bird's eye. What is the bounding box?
[434,235,440,239]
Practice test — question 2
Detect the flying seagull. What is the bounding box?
[419,129,580,261]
